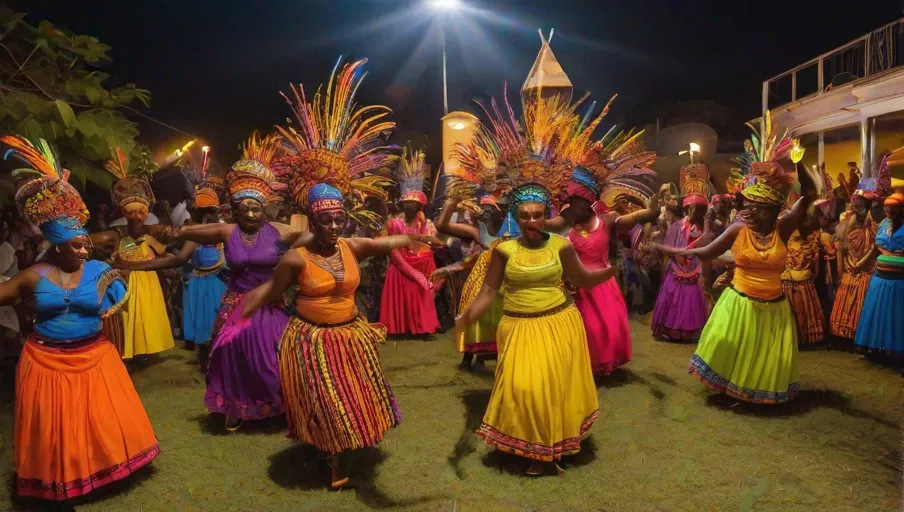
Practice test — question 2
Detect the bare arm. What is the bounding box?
[559,242,617,288]
[345,235,415,261]
[678,222,744,261]
[0,269,40,307]
[615,195,660,229]
[544,215,572,233]
[242,250,303,318]
[115,241,199,271]
[852,244,879,273]
[778,196,816,242]
[180,223,234,245]
[271,222,305,246]
[434,198,481,242]
[458,248,506,325]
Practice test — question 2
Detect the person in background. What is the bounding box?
[829,181,879,344]
[380,148,444,339]
[115,184,227,371]
[854,192,904,361]
[111,176,176,361]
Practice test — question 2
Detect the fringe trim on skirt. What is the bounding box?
[781,279,825,344]
[829,272,871,339]
[279,315,402,454]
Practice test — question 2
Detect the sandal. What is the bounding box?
[525,460,545,476]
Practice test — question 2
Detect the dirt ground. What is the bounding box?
[0,316,901,511]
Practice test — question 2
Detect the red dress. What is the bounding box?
[379,217,440,335]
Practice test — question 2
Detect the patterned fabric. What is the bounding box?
[689,355,799,404]
[829,217,878,338]
[476,411,598,461]
[781,279,825,344]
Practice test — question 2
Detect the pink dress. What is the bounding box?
[568,218,632,374]
[379,217,440,335]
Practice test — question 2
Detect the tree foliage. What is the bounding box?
[0,8,154,191]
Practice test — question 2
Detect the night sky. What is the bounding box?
[18,0,904,167]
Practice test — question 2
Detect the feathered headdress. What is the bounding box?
[600,167,660,209]
[391,145,428,205]
[179,146,220,209]
[475,84,575,211]
[559,95,618,203]
[679,163,710,206]
[733,110,797,206]
[228,131,280,204]
[274,57,394,227]
[1,135,89,245]
[445,124,505,202]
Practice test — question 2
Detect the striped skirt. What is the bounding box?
[829,272,871,339]
[278,315,402,454]
[782,279,825,344]
[102,312,125,357]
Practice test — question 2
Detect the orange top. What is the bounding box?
[295,239,360,325]
[731,227,787,301]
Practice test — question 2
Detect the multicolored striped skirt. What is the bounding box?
[829,272,871,339]
[278,314,402,454]
[781,278,825,344]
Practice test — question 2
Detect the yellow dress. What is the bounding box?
[119,235,175,359]
[475,234,599,461]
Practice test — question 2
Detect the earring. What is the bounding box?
[55,247,61,253]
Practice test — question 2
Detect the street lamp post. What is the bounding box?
[429,0,460,115]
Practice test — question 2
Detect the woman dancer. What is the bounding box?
[457,89,614,475]
[650,193,711,342]
[780,210,832,345]
[829,181,879,340]
[380,148,442,337]
[2,135,158,502]
[111,175,176,359]
[178,134,297,429]
[115,183,227,371]
[672,118,821,404]
[854,192,904,356]
[244,59,404,487]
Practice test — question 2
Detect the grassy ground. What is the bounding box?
[0,316,901,512]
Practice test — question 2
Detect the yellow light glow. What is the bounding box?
[181,140,196,153]
[448,121,468,130]
[790,139,805,163]
[202,146,210,153]
[689,142,701,153]
[175,149,183,157]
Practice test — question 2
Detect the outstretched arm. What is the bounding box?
[615,195,660,229]
[179,223,234,245]
[677,222,743,261]
[242,250,303,318]
[544,215,573,233]
[434,198,481,242]
[115,241,199,271]
[559,243,618,288]
[345,235,416,261]
[0,269,40,307]
[457,249,505,325]
[271,222,305,246]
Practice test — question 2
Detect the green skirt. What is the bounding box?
[689,287,799,404]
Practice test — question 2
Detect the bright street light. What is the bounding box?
[429,0,461,10]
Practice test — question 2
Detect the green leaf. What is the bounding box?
[54,100,76,127]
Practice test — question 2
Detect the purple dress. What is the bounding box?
[651,218,709,340]
[204,223,288,420]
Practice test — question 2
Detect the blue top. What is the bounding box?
[876,218,904,251]
[191,243,225,270]
[33,260,127,341]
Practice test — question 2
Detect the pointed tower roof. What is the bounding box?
[521,29,573,105]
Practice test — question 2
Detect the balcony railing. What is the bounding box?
[762,17,904,114]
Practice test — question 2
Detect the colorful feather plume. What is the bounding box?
[274,57,396,227]
[0,134,65,181]
[242,132,281,168]
[104,146,130,181]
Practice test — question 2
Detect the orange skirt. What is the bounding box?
[829,272,871,339]
[15,337,159,501]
